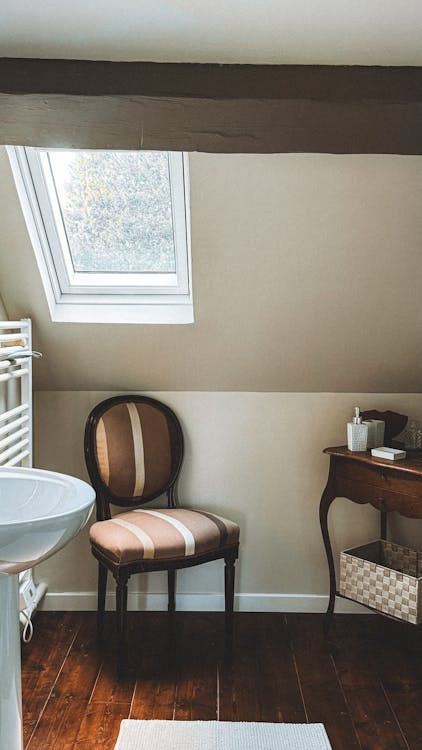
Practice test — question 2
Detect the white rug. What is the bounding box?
[114,720,332,750]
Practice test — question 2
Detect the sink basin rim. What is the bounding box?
[0,466,95,527]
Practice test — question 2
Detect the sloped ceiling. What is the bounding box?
[1,0,422,65]
[1,147,422,393]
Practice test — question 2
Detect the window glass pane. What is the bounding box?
[48,150,176,274]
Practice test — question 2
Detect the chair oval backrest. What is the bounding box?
[84,395,184,508]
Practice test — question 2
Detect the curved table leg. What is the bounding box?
[319,469,337,636]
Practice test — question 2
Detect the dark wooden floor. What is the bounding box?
[21,612,422,750]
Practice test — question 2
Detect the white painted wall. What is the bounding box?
[34,391,422,611]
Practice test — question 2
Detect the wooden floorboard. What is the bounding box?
[329,615,410,750]
[285,613,362,750]
[369,617,422,750]
[172,613,220,721]
[21,612,82,746]
[72,703,131,750]
[219,614,306,723]
[129,613,178,721]
[21,612,422,750]
[26,614,102,750]
[89,614,138,705]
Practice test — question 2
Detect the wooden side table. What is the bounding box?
[320,446,422,632]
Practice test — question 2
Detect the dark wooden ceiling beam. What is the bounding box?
[2,58,422,153]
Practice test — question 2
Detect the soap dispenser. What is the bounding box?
[347,407,368,452]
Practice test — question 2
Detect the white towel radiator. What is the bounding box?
[0,318,46,637]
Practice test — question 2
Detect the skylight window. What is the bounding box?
[7,148,192,324]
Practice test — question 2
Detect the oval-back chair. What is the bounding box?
[84,395,240,673]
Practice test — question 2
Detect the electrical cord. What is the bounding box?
[20,608,34,643]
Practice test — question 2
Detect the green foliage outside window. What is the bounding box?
[50,150,176,274]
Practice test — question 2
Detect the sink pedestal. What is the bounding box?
[0,573,22,750]
[0,466,95,750]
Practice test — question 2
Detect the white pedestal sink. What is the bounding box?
[0,467,95,750]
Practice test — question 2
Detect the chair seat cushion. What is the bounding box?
[90,508,239,564]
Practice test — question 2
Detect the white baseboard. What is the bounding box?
[40,591,368,614]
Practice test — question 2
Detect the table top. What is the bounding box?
[324,445,422,477]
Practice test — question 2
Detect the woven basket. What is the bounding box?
[339,540,422,624]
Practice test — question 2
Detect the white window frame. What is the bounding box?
[7,147,193,324]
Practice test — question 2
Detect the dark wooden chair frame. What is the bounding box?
[84,394,239,673]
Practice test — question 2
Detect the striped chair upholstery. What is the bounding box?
[94,400,174,500]
[84,395,240,675]
[90,508,240,564]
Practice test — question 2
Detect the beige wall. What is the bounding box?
[1,147,422,608]
[0,295,7,320]
[34,391,422,610]
[1,148,422,392]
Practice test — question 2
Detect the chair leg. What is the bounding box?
[168,569,176,613]
[97,562,108,642]
[115,570,129,677]
[224,555,236,641]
